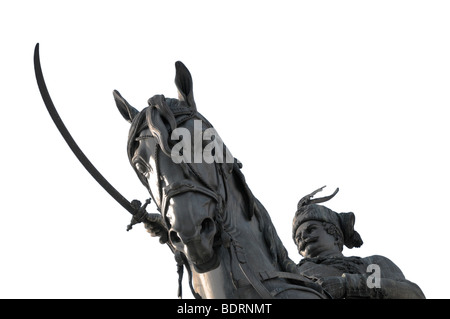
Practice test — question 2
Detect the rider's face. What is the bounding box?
[295,221,339,258]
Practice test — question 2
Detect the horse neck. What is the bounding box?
[224,171,289,269]
[188,249,239,298]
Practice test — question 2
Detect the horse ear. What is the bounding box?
[175,61,196,111]
[113,90,139,123]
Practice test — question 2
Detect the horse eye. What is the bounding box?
[135,162,147,174]
[135,162,152,178]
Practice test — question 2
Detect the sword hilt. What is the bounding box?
[126,198,151,231]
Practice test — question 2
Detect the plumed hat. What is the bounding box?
[292,186,363,249]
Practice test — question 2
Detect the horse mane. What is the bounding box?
[127,96,193,159]
[238,174,299,274]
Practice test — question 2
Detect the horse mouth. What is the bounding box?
[192,252,220,273]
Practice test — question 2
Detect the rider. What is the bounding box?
[292,187,425,299]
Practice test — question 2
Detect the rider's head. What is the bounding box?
[292,188,363,258]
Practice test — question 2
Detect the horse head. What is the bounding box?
[114,61,233,273]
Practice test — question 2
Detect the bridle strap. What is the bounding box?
[161,179,224,224]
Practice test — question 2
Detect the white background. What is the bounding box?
[1,1,449,299]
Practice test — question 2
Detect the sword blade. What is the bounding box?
[34,43,136,215]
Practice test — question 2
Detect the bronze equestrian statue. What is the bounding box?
[34,44,425,299]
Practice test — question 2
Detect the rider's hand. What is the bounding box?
[144,213,169,244]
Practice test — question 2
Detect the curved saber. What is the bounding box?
[33,43,136,216]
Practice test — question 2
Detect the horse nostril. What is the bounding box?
[170,230,181,244]
[200,218,215,235]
